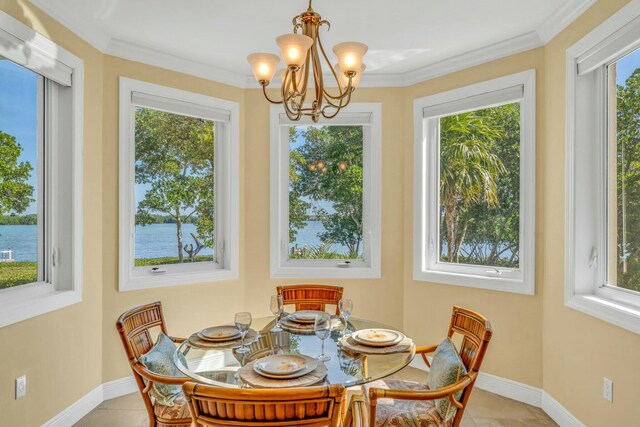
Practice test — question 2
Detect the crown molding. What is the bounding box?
[536,0,598,44]
[401,31,542,87]
[29,0,111,51]
[105,39,247,88]
[29,0,594,89]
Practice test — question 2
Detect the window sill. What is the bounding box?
[271,264,381,279]
[0,283,82,328]
[413,269,534,295]
[566,293,640,335]
[119,268,238,292]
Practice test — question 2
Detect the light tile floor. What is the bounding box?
[75,367,557,427]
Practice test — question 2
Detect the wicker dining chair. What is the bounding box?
[182,382,346,427]
[344,306,493,427]
[116,302,192,427]
[277,284,344,314]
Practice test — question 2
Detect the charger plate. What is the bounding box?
[188,329,259,349]
[253,354,317,377]
[351,329,405,347]
[197,325,241,342]
[239,359,327,388]
[338,334,413,355]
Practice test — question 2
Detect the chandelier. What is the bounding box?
[247,0,368,122]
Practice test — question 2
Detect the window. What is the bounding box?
[566,1,640,334]
[119,78,239,290]
[270,104,381,278]
[414,70,536,294]
[0,11,84,328]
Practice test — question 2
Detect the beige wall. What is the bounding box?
[3,0,640,426]
[402,48,546,388]
[100,56,248,383]
[541,0,640,425]
[0,1,104,426]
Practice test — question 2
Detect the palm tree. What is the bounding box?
[439,112,506,262]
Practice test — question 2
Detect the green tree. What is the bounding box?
[289,128,311,243]
[617,68,640,291]
[0,131,34,216]
[290,126,363,258]
[134,108,214,262]
[439,111,506,263]
[452,104,521,267]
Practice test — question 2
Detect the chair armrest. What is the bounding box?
[131,361,191,386]
[415,344,438,354]
[369,372,477,404]
[415,344,438,368]
[169,336,186,343]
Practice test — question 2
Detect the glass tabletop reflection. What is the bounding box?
[174,316,415,388]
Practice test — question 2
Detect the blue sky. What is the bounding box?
[0,59,38,215]
[617,48,640,86]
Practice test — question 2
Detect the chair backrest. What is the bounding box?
[277,284,344,314]
[115,302,169,421]
[183,382,346,427]
[446,306,492,427]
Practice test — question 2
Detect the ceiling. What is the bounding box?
[28,0,596,87]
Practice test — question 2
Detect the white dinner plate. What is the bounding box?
[288,310,326,324]
[351,329,405,347]
[253,354,319,379]
[197,325,241,342]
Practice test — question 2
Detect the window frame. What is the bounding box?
[0,11,84,328]
[413,70,536,295]
[565,0,640,335]
[269,103,382,279]
[118,77,239,291]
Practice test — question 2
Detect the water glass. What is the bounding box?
[314,312,332,361]
[338,298,353,331]
[270,295,284,332]
[234,312,252,354]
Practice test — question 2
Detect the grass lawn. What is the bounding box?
[135,255,214,267]
[0,262,37,289]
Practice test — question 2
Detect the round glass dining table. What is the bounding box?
[174,316,415,388]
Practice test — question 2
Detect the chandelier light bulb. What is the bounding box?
[276,34,314,69]
[332,42,368,74]
[336,63,366,89]
[247,53,280,84]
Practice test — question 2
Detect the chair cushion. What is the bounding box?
[362,379,449,427]
[140,332,187,406]
[153,393,191,420]
[427,338,467,421]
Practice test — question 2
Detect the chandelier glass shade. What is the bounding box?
[247,0,368,122]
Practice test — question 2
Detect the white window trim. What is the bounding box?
[0,11,84,328]
[269,103,382,279]
[413,70,536,295]
[565,0,640,335]
[118,78,239,291]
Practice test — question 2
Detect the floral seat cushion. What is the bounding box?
[153,393,191,420]
[362,379,451,427]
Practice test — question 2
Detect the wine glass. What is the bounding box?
[270,295,284,332]
[314,312,332,361]
[339,298,353,332]
[234,312,252,354]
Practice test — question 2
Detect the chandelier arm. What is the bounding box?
[316,31,350,102]
[282,69,302,121]
[262,84,283,105]
[321,86,353,119]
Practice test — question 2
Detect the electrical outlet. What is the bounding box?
[603,377,613,402]
[15,375,26,400]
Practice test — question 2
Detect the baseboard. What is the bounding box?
[541,392,586,427]
[43,370,586,427]
[408,357,582,427]
[102,376,138,401]
[41,384,103,427]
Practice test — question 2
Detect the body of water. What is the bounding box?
[0,223,214,261]
[2,221,355,261]
[290,220,353,255]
